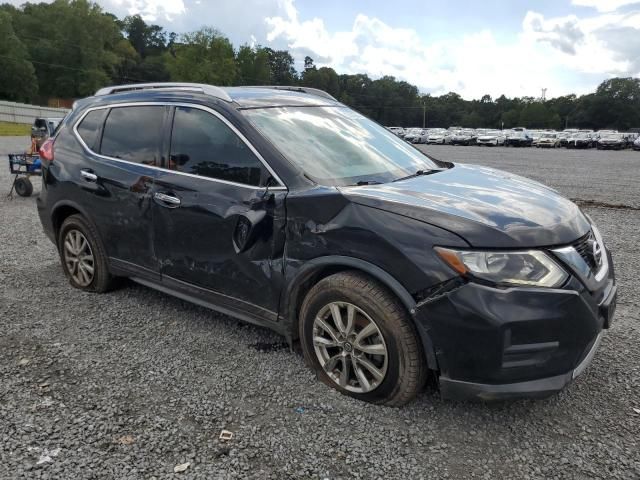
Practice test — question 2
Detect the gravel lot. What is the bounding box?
[1,136,639,479]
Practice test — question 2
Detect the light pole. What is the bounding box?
[422,102,426,129]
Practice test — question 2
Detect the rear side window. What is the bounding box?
[169,107,264,186]
[100,106,165,166]
[76,110,107,151]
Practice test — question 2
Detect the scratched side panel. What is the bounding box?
[283,187,468,297]
[152,170,287,314]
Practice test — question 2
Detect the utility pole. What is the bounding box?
[422,102,426,129]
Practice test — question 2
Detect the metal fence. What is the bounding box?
[0,100,70,125]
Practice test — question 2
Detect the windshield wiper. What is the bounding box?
[347,180,384,186]
[393,169,444,182]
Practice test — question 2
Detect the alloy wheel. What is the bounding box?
[312,302,388,393]
[63,229,95,287]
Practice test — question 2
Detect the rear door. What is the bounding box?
[152,104,288,321]
[74,104,169,278]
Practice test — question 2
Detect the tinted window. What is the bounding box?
[170,107,264,186]
[100,106,164,165]
[76,110,107,151]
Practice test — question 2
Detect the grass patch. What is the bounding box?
[0,121,30,136]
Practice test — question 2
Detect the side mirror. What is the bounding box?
[233,210,267,253]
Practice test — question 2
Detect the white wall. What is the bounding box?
[0,100,70,125]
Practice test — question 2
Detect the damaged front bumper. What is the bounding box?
[413,264,616,401]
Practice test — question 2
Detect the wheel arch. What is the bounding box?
[282,255,439,370]
[51,200,96,245]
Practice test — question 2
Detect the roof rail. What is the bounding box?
[245,85,338,102]
[94,83,233,102]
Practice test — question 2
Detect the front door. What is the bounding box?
[152,105,287,321]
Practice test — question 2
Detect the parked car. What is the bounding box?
[387,127,405,137]
[536,132,560,148]
[597,133,626,150]
[529,130,543,147]
[404,128,428,144]
[426,129,447,144]
[505,129,533,147]
[566,132,594,149]
[31,117,64,149]
[449,129,475,146]
[476,130,505,146]
[37,83,616,404]
[633,136,640,151]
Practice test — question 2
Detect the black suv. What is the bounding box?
[37,83,616,405]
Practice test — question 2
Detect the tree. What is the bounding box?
[0,11,38,101]
[121,14,166,58]
[304,55,315,70]
[164,28,236,85]
[8,0,124,97]
[302,66,339,97]
[265,48,297,85]
[235,45,271,85]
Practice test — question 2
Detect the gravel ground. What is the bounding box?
[1,137,639,479]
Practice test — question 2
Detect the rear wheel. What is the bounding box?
[58,214,116,292]
[300,271,427,406]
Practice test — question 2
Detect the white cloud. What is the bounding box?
[572,0,639,12]
[105,0,185,21]
[265,0,640,99]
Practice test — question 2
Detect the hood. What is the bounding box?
[340,164,590,248]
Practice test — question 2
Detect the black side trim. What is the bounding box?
[129,275,281,333]
[109,257,160,281]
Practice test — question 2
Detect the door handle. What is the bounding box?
[154,192,181,207]
[80,169,98,182]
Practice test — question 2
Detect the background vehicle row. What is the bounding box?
[386,126,640,150]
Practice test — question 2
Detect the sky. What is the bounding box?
[8,0,640,99]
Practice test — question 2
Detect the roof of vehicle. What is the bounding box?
[92,83,340,109]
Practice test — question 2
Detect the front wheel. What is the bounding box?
[299,271,427,406]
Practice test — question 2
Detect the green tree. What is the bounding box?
[302,66,340,97]
[265,48,297,85]
[8,0,123,97]
[164,28,236,85]
[121,14,166,58]
[0,11,38,101]
[235,45,271,85]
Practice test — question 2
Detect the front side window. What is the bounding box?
[100,106,165,165]
[169,107,264,186]
[243,106,440,186]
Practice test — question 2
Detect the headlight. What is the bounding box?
[435,248,568,288]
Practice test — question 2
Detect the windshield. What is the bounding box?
[243,106,440,186]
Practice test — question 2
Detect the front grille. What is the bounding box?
[573,230,598,270]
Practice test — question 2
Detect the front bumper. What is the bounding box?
[439,331,604,400]
[414,251,616,401]
[598,143,624,150]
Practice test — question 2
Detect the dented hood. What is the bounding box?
[340,164,590,248]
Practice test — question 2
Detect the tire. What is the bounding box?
[299,271,427,406]
[14,177,33,197]
[58,214,116,293]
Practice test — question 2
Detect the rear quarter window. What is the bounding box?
[76,109,108,151]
